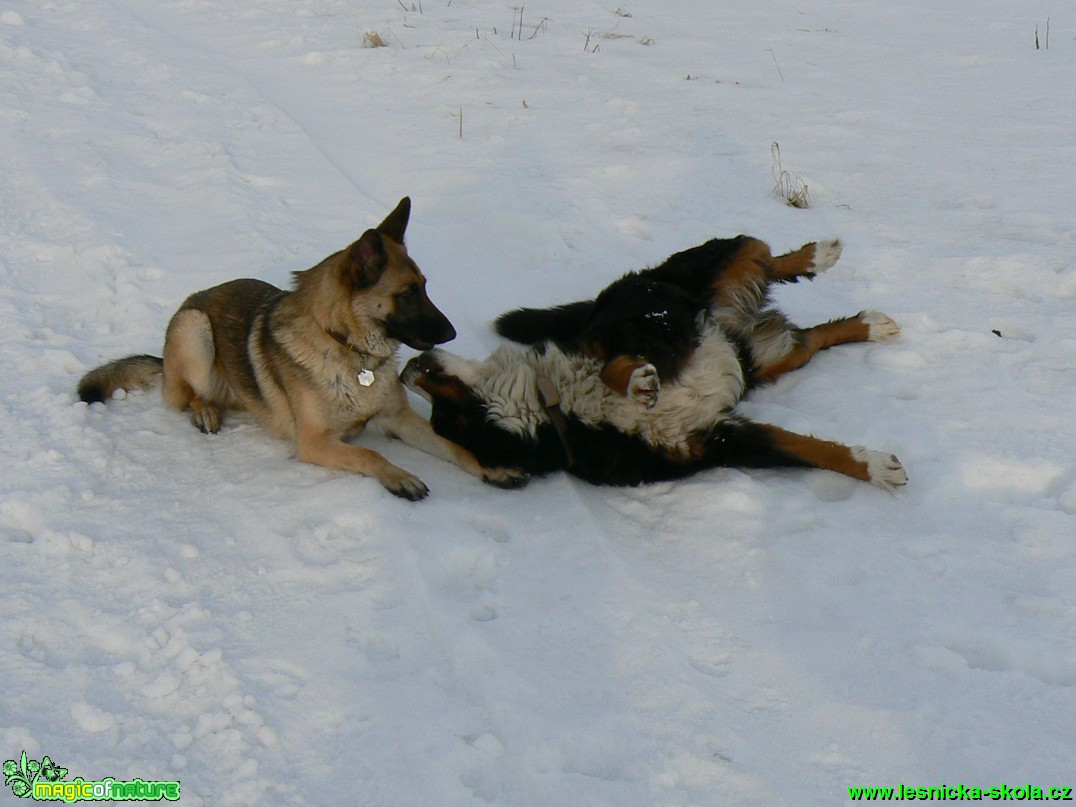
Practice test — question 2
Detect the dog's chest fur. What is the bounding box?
[267,318,401,433]
[452,319,745,452]
[325,355,399,417]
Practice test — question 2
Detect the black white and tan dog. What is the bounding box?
[77,197,527,500]
[403,235,908,489]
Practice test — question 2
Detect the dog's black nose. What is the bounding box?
[430,317,456,346]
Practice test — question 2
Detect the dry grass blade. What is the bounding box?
[771,141,811,209]
[361,31,388,49]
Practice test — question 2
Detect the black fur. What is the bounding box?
[495,236,762,384]
[382,280,456,351]
[421,236,798,485]
[78,377,113,405]
[421,386,810,487]
[403,235,907,489]
[494,300,595,348]
[583,277,700,381]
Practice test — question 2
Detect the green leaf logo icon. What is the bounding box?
[3,750,65,799]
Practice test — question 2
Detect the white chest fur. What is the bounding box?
[448,320,746,452]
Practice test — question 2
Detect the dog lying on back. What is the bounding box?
[403,235,908,489]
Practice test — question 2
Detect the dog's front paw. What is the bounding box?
[809,238,843,274]
[628,363,660,409]
[852,446,908,492]
[481,466,531,489]
[380,468,430,501]
[860,310,901,342]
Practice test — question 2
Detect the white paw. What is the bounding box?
[809,238,843,273]
[860,310,901,342]
[852,446,908,492]
[628,363,660,409]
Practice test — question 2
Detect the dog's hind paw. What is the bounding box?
[853,446,908,492]
[190,401,222,434]
[482,466,531,489]
[809,238,843,274]
[860,310,901,342]
[628,363,660,409]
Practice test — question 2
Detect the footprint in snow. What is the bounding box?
[457,511,512,544]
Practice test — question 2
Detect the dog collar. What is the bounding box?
[536,376,576,468]
[326,329,393,387]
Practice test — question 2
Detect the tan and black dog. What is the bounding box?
[78,197,527,499]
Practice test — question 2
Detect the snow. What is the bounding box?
[1,0,1073,804]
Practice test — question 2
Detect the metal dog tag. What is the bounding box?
[357,369,375,387]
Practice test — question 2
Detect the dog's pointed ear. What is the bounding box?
[376,197,411,244]
[344,229,388,288]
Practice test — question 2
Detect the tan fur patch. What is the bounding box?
[600,355,650,396]
[709,237,771,310]
[754,314,872,384]
[762,424,871,481]
[767,242,818,280]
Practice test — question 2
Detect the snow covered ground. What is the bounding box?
[2,0,1073,804]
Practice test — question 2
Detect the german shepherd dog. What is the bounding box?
[402,235,908,489]
[78,198,527,500]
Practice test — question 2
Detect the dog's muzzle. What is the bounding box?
[400,352,442,400]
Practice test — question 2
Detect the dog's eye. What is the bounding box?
[397,287,419,303]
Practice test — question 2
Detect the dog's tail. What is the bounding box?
[494,300,594,346]
[77,355,164,404]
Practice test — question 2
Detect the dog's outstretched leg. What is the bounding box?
[704,416,907,491]
[708,238,842,314]
[761,423,907,490]
[753,310,900,384]
[375,403,530,489]
[767,238,843,282]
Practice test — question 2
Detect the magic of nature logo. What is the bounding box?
[4,751,180,802]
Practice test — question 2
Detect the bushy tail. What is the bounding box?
[77,355,164,404]
[494,300,594,346]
